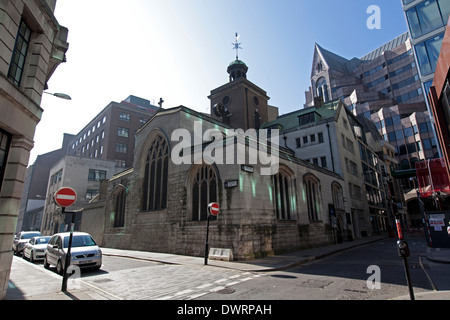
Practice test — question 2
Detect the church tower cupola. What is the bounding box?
[227,59,248,82]
[209,33,278,130]
[228,33,248,82]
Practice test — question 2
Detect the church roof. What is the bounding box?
[315,44,361,74]
[229,59,247,68]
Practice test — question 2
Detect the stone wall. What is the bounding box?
[96,107,346,261]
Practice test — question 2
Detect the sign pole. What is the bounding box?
[205,214,211,266]
[204,203,220,266]
[54,187,78,293]
[61,209,76,292]
[396,218,415,301]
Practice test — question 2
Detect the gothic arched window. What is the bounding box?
[142,135,169,211]
[304,174,321,221]
[273,170,294,220]
[316,78,329,103]
[191,164,217,221]
[113,186,126,228]
[331,182,344,211]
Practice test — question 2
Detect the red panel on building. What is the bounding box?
[416,159,450,198]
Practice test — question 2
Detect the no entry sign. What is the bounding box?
[208,203,220,216]
[54,187,77,208]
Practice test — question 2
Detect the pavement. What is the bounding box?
[4,233,450,301]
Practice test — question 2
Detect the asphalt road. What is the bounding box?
[196,236,438,300]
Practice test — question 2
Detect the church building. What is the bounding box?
[82,55,357,260]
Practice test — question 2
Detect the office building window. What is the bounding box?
[321,157,327,169]
[318,132,324,143]
[116,143,127,153]
[407,0,449,39]
[117,127,129,137]
[86,190,99,203]
[88,169,107,181]
[298,113,315,127]
[0,129,11,192]
[119,113,130,122]
[8,19,31,86]
[415,33,444,76]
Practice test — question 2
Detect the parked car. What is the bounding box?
[12,231,42,256]
[23,236,52,262]
[44,232,102,274]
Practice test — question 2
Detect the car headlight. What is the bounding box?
[95,249,102,257]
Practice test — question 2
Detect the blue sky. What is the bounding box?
[32,0,408,163]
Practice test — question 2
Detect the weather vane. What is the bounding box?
[233,33,243,60]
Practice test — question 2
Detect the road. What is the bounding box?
[197,236,441,300]
[14,234,447,301]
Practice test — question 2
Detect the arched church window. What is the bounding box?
[331,182,344,211]
[316,78,329,103]
[317,62,323,72]
[304,174,321,221]
[273,169,295,220]
[254,110,261,130]
[142,135,169,211]
[191,164,218,221]
[113,186,126,228]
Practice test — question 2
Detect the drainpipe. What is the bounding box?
[326,123,336,173]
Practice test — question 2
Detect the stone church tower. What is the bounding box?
[209,58,278,130]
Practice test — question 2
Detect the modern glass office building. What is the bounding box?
[402,0,450,93]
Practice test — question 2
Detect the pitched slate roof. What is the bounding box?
[261,99,342,132]
[316,44,361,74]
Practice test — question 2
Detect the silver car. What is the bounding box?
[12,231,42,256]
[23,236,52,262]
[44,232,102,274]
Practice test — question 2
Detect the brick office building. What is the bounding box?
[66,95,159,170]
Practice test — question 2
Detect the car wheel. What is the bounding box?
[56,260,63,275]
[29,251,35,263]
[43,256,50,269]
[22,251,27,260]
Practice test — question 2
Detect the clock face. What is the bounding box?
[222,96,231,106]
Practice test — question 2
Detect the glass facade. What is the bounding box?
[405,0,450,76]
[406,0,449,39]
[415,33,444,75]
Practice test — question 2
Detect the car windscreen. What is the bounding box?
[21,233,42,240]
[36,237,51,244]
[63,235,97,248]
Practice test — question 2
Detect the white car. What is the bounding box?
[12,231,42,256]
[44,232,102,274]
[23,236,52,262]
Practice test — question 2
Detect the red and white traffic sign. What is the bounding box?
[54,187,77,208]
[208,202,220,216]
